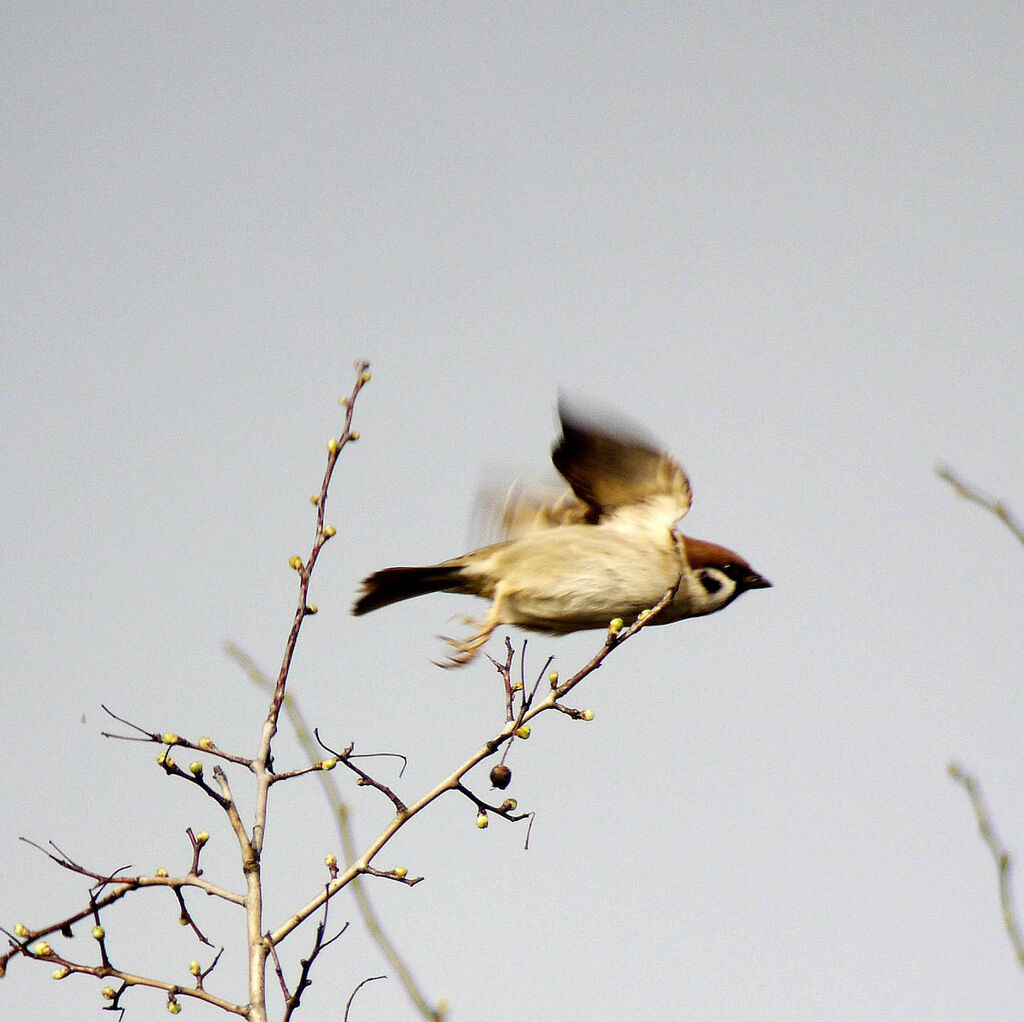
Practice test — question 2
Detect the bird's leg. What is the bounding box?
[437,593,507,668]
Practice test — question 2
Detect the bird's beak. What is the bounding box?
[745,571,772,590]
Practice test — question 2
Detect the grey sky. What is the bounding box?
[3,4,1023,1020]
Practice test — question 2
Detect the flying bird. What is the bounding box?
[353,400,771,666]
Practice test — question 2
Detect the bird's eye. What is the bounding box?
[699,570,722,595]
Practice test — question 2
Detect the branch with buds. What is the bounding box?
[3,362,676,1020]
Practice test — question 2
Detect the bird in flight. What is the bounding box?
[353,400,771,666]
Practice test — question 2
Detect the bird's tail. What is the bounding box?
[352,564,465,616]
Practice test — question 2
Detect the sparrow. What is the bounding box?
[353,400,771,666]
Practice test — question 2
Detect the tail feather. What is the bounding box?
[353,564,464,616]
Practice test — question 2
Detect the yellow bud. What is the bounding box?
[310,493,320,505]
[92,926,105,940]
[164,757,176,771]
[189,762,203,777]
[156,868,169,878]
[320,758,337,771]
[198,736,214,750]
[609,618,624,634]
[360,371,371,383]
[500,798,518,812]
[349,431,360,441]
[476,812,489,829]
[324,854,337,869]
[306,604,318,614]
[179,915,188,926]
[511,682,523,692]
[51,967,69,980]
[33,942,52,957]
[339,395,349,407]
[195,832,209,845]
[638,608,651,621]
[162,733,179,745]
[289,555,304,571]
[548,670,559,687]
[323,524,336,538]
[168,1000,182,1014]
[515,725,531,740]
[327,437,339,454]
[13,923,28,938]
[582,709,595,721]
[102,987,116,1000]
[189,960,201,976]
[394,866,408,879]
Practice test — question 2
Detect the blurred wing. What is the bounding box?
[552,398,692,530]
[471,478,592,543]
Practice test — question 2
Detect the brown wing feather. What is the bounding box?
[551,399,692,523]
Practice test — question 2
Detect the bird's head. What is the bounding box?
[682,536,772,614]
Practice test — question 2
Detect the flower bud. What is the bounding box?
[515,725,531,740]
[92,926,105,940]
[475,812,489,829]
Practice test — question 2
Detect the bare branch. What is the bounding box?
[949,763,1024,967]
[937,466,1024,547]
[345,974,387,1022]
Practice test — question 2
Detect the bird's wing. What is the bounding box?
[471,477,592,542]
[551,399,692,531]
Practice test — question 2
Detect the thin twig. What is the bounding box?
[344,974,387,1022]
[937,466,1024,547]
[948,763,1024,966]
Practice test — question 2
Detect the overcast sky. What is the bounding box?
[3,4,1023,1020]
